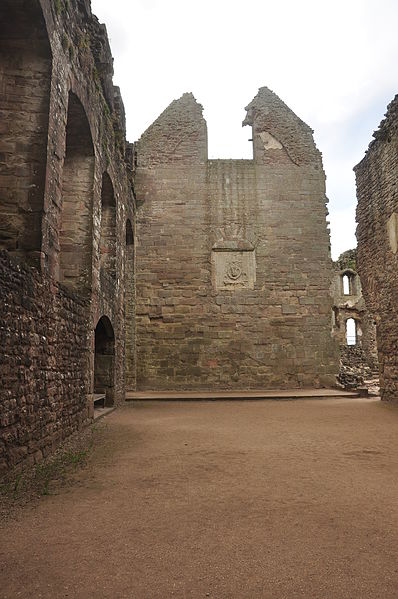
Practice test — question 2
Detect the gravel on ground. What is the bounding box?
[1,397,398,599]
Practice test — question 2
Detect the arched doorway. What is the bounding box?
[94,316,115,407]
[0,0,52,266]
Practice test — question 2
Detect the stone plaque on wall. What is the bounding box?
[212,250,256,290]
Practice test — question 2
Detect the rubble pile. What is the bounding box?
[338,345,378,392]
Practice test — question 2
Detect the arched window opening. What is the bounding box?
[346,318,356,346]
[0,0,52,266]
[59,92,94,291]
[125,218,135,389]
[343,274,350,295]
[94,316,115,408]
[342,271,357,296]
[100,173,116,279]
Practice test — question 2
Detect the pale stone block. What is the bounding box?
[387,212,398,254]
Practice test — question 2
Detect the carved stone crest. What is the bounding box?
[212,250,255,290]
[223,258,247,286]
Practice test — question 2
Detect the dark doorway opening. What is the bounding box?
[94,316,115,407]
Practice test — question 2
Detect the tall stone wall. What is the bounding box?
[355,95,398,401]
[134,89,338,390]
[0,0,135,474]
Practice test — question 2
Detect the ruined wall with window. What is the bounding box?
[331,249,378,389]
[0,0,135,475]
[133,88,339,390]
[355,95,398,402]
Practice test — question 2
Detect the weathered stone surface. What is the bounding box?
[0,0,51,267]
[133,88,339,390]
[0,250,90,475]
[338,346,374,390]
[0,0,135,474]
[355,95,398,402]
[212,249,256,291]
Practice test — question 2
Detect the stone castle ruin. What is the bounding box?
[134,90,339,390]
[0,0,134,474]
[0,0,396,476]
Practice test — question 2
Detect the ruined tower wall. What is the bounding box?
[0,0,135,475]
[355,95,398,401]
[134,90,338,390]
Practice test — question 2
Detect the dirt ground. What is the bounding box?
[2,397,398,599]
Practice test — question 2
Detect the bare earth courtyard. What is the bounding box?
[2,397,398,599]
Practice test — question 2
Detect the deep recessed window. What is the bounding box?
[343,274,350,295]
[342,272,356,296]
[59,92,94,291]
[100,172,116,279]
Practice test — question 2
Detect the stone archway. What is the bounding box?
[94,316,115,407]
[0,0,52,267]
[99,172,116,280]
[59,91,94,291]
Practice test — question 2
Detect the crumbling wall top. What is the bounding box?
[136,92,208,167]
[49,0,118,111]
[355,94,398,172]
[335,248,357,272]
[243,86,321,166]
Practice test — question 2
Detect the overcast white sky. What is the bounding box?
[91,0,398,259]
